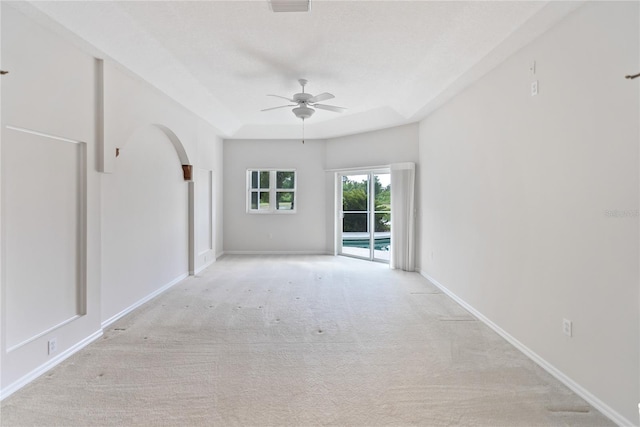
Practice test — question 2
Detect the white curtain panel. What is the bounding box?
[390,162,416,271]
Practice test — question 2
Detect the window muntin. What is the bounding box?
[247,169,296,213]
[249,170,271,210]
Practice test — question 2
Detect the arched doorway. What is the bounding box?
[102,124,194,323]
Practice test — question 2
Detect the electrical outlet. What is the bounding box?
[531,80,539,96]
[562,319,572,337]
[48,338,58,355]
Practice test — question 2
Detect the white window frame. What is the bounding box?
[246,169,297,214]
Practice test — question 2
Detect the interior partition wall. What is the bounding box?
[1,3,103,396]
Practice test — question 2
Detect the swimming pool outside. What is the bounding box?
[342,232,390,251]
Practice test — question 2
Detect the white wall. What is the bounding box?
[223,139,328,254]
[100,62,223,324]
[325,123,419,170]
[1,3,102,393]
[101,125,189,324]
[1,2,224,398]
[418,2,639,424]
[0,2,4,397]
[196,120,224,261]
[223,125,420,255]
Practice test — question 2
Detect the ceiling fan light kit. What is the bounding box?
[292,106,314,120]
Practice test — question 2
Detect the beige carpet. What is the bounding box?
[1,255,612,426]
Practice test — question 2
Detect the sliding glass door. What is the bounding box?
[341,174,370,258]
[340,171,390,262]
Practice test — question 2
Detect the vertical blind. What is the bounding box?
[390,162,415,271]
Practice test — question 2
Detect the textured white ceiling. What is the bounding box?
[24,1,582,139]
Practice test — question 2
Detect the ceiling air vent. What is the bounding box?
[269,0,311,13]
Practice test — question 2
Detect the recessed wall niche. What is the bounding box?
[197,169,213,255]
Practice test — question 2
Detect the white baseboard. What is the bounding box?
[101,272,188,329]
[0,329,103,401]
[223,250,331,255]
[2,272,191,402]
[194,258,215,275]
[419,270,635,427]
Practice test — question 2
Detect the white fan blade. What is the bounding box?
[261,105,296,112]
[267,94,295,102]
[308,92,334,103]
[313,104,346,113]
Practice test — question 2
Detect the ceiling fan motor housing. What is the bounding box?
[293,92,313,103]
[293,106,315,119]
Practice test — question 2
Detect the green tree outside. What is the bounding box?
[342,176,390,232]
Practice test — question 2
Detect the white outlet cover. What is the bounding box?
[531,80,539,96]
[562,319,572,337]
[48,338,58,355]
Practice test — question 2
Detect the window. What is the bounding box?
[247,169,296,213]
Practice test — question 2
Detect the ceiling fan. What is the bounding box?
[261,79,346,120]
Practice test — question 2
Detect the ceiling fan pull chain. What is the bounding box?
[302,118,305,144]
